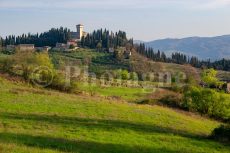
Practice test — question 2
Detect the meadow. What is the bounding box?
[0,76,229,153]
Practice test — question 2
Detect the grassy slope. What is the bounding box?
[0,77,229,153]
[77,84,149,102]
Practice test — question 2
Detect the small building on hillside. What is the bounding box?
[67,41,78,48]
[17,44,35,51]
[53,42,78,52]
[53,43,67,51]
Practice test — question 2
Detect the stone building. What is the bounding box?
[53,43,67,51]
[71,24,88,41]
[17,44,35,51]
[53,42,78,52]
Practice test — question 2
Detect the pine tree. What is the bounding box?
[0,37,2,52]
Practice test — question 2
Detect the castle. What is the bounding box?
[71,24,88,41]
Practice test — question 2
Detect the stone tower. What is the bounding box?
[76,24,84,39]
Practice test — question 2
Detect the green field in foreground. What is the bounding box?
[0,77,229,153]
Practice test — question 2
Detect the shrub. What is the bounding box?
[0,51,80,93]
[47,73,79,93]
[160,94,183,108]
[0,51,54,81]
[183,86,230,120]
[211,124,230,143]
[201,68,224,88]
[114,69,130,80]
[130,72,138,81]
[171,83,184,93]
[0,57,14,72]
[121,70,129,80]
[138,89,183,108]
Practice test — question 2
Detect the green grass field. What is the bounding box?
[0,76,229,153]
[76,83,151,101]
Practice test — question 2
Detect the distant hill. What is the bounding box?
[145,35,230,60]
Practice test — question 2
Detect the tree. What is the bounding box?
[0,38,2,52]
[161,52,167,62]
[2,27,71,47]
[201,68,224,88]
[96,41,102,52]
[130,72,138,81]
[82,29,131,50]
[3,51,53,81]
[183,86,230,120]
[114,47,125,61]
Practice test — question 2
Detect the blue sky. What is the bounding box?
[0,0,230,41]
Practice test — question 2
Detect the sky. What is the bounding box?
[0,0,230,41]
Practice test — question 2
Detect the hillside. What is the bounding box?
[50,49,229,84]
[145,35,230,60]
[0,76,230,153]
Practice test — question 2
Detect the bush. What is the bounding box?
[121,70,129,80]
[160,94,183,108]
[171,83,184,93]
[0,51,80,93]
[138,89,183,108]
[201,68,224,88]
[114,69,130,80]
[211,124,230,143]
[0,51,54,81]
[130,72,138,81]
[0,57,14,72]
[48,73,79,93]
[183,86,230,120]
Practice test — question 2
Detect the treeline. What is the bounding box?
[81,29,133,50]
[200,59,230,71]
[136,43,230,71]
[0,27,71,47]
